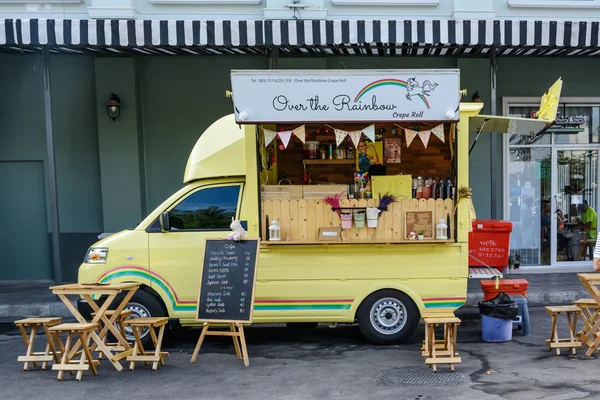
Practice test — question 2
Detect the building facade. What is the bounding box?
[1,0,600,281]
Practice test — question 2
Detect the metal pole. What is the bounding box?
[42,46,62,284]
[490,47,498,219]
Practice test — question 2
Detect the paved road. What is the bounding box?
[1,308,599,400]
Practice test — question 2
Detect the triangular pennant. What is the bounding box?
[263,129,277,147]
[362,124,375,142]
[431,124,445,143]
[404,128,418,147]
[278,131,292,149]
[293,125,306,143]
[418,130,431,148]
[335,129,348,147]
[349,130,362,148]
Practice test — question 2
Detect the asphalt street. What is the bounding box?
[1,307,599,400]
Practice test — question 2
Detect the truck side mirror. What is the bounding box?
[159,211,171,232]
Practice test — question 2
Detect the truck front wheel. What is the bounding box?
[358,290,420,345]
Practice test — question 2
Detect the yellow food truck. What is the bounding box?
[78,69,561,346]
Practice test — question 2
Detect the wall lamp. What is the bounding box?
[106,92,121,122]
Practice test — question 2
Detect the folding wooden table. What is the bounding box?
[50,282,139,371]
[576,274,600,356]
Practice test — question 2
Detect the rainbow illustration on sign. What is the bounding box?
[354,78,433,109]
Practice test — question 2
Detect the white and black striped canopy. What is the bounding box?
[2,18,600,56]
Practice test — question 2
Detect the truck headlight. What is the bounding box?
[85,248,109,264]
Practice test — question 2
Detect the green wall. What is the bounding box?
[139,56,269,211]
[0,54,102,281]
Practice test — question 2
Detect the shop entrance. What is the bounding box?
[552,148,599,266]
[505,99,600,269]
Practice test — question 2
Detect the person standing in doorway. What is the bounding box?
[577,200,597,260]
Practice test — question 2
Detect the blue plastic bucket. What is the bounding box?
[481,314,513,342]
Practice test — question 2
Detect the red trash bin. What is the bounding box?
[468,219,513,270]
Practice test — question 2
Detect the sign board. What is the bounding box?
[405,210,434,239]
[372,175,412,200]
[197,239,260,323]
[230,69,460,124]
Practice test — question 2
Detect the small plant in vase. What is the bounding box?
[417,231,425,240]
[508,254,515,271]
[514,253,521,269]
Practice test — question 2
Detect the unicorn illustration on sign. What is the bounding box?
[405,77,438,101]
[354,78,438,109]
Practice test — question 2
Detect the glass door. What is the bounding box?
[553,148,599,266]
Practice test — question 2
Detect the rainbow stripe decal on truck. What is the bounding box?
[422,297,466,309]
[96,266,197,312]
[253,299,354,311]
[97,267,465,313]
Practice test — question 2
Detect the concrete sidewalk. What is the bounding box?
[0,273,591,320]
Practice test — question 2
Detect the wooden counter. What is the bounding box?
[261,197,455,243]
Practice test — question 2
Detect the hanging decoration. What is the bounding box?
[263,129,277,147]
[278,131,292,149]
[293,125,306,143]
[349,130,363,148]
[431,124,445,143]
[362,124,375,142]
[335,129,348,147]
[404,129,418,147]
[418,130,431,148]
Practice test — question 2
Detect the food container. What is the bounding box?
[319,146,327,159]
[335,148,346,159]
[304,141,320,159]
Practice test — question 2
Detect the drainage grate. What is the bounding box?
[376,367,467,386]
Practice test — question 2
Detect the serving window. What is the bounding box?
[259,122,457,244]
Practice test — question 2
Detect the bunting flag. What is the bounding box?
[349,130,363,148]
[293,125,306,143]
[404,128,418,147]
[263,129,277,147]
[278,131,292,149]
[418,130,431,148]
[431,124,445,143]
[335,129,348,147]
[362,124,375,142]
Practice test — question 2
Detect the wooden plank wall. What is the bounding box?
[274,123,453,185]
[261,198,455,243]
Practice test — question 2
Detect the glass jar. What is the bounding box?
[303,141,319,159]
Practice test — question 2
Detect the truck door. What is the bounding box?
[148,183,244,320]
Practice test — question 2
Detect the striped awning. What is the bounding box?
[2,18,600,57]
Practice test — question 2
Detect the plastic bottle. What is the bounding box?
[439,176,446,200]
[412,178,417,198]
[446,177,453,200]
[416,177,423,199]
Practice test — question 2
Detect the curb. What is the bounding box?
[0,301,76,320]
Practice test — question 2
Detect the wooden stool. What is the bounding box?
[49,323,99,380]
[124,317,169,371]
[91,309,133,357]
[574,299,600,355]
[545,305,583,356]
[422,317,461,372]
[14,317,63,371]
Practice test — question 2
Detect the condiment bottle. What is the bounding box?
[431,176,438,200]
[446,177,453,200]
[416,176,423,199]
[412,178,417,198]
[438,176,446,200]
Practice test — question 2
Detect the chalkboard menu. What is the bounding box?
[405,210,434,239]
[197,239,260,323]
